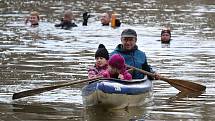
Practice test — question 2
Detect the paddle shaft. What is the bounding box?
[127,65,206,92]
[12,76,102,100]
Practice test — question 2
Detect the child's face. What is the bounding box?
[95,57,108,67]
[29,15,39,25]
[108,66,120,75]
[161,33,171,42]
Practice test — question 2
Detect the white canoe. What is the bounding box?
[82,76,152,109]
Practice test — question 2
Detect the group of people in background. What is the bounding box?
[25,10,171,45]
[25,10,121,29]
[25,10,171,81]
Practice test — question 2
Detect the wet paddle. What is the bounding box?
[12,76,102,100]
[127,65,206,92]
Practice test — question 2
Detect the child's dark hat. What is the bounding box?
[95,44,109,60]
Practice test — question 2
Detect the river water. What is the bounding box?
[0,0,215,121]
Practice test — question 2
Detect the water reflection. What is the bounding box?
[84,106,148,121]
[168,91,205,102]
[12,104,57,114]
[10,103,83,120]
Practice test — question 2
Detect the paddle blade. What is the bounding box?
[12,84,63,100]
[162,77,206,92]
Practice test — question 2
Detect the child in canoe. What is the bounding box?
[103,54,132,80]
[88,45,132,80]
[88,44,109,79]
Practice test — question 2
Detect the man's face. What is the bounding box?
[29,15,39,25]
[121,37,137,51]
[161,33,171,42]
[100,13,110,25]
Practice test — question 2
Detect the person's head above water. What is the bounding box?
[100,13,111,26]
[26,11,40,26]
[63,10,74,21]
[161,28,171,44]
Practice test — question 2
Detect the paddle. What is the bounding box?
[126,65,206,92]
[12,76,102,100]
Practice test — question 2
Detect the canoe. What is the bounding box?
[81,76,152,109]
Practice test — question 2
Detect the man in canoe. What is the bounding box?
[110,29,158,79]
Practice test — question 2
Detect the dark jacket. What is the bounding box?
[55,19,77,30]
[110,44,152,79]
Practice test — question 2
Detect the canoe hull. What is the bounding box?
[82,77,152,109]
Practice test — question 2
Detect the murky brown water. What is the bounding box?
[0,0,215,121]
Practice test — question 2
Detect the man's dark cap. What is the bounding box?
[121,29,137,38]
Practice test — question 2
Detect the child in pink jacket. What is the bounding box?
[102,54,132,80]
[88,44,109,79]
